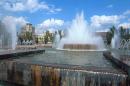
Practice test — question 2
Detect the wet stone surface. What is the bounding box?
[0,49,128,86]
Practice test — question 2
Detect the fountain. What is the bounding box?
[2,17,18,50]
[0,16,25,50]
[0,21,12,49]
[0,12,128,86]
[57,12,105,50]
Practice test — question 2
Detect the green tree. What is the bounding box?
[106,26,116,45]
[119,26,125,39]
[110,26,115,37]
[35,36,38,44]
[26,32,33,40]
[44,31,49,44]
[106,32,112,45]
[119,26,130,40]
[49,33,53,42]
[58,30,62,39]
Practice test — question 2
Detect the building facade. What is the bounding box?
[18,23,35,45]
[35,34,45,44]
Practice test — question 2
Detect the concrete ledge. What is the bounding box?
[103,51,130,85]
[63,44,97,50]
[103,51,129,73]
[0,49,45,59]
[0,60,127,86]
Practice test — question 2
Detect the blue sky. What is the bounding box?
[0,0,130,33]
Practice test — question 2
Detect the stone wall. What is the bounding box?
[0,60,127,86]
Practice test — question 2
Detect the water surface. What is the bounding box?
[15,48,114,69]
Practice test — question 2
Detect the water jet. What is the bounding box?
[56,12,105,51]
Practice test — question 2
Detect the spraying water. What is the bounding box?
[0,21,12,49]
[111,30,120,49]
[0,16,26,50]
[57,12,105,50]
[1,18,17,50]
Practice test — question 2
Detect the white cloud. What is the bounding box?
[96,29,110,32]
[123,10,130,15]
[107,4,113,8]
[4,2,24,11]
[36,18,64,34]
[90,15,121,28]
[2,16,27,28]
[2,0,62,13]
[0,13,2,19]
[89,10,130,31]
[43,18,64,27]
[128,19,130,22]
[118,23,130,28]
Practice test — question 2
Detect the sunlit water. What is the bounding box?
[15,48,114,68]
[0,49,127,86]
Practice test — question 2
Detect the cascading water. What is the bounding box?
[57,12,105,50]
[0,61,127,86]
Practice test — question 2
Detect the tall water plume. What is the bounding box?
[0,21,12,49]
[0,16,26,49]
[57,12,105,50]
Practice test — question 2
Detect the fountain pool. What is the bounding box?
[0,48,127,86]
[15,48,113,67]
[0,12,128,86]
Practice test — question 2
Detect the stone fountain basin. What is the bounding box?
[63,44,97,50]
[0,49,128,86]
[57,44,106,51]
[0,60,127,86]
